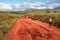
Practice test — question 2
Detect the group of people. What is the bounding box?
[18,15,53,26]
[18,15,34,19]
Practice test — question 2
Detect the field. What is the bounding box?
[0,10,60,40]
[0,12,26,40]
[25,10,60,28]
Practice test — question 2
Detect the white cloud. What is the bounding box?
[50,0,60,3]
[13,3,20,8]
[22,2,47,10]
[0,1,60,11]
[0,2,12,11]
[23,2,60,9]
[47,3,60,9]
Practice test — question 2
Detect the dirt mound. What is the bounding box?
[7,18,60,40]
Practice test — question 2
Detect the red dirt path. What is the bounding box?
[7,18,60,40]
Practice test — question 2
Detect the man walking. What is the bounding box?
[49,17,53,26]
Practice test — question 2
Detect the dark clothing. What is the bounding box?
[49,22,52,26]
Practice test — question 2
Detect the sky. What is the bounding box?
[0,0,50,3]
[0,0,60,11]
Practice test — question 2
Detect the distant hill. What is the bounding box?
[54,7,60,10]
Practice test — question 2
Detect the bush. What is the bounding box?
[45,10,50,13]
[27,13,60,28]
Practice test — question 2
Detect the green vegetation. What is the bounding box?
[25,10,60,28]
[0,12,26,40]
[0,10,60,40]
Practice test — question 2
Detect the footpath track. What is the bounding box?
[7,18,60,40]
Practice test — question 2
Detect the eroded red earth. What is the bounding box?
[7,18,60,40]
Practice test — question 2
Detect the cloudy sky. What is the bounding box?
[0,0,60,11]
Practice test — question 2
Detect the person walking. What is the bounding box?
[25,15,29,18]
[49,17,53,26]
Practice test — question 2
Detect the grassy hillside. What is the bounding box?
[0,10,60,40]
[0,12,26,40]
[25,10,60,28]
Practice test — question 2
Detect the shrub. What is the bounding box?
[27,13,60,28]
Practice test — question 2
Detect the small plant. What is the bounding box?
[45,10,50,13]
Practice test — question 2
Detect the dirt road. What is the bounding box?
[7,18,60,40]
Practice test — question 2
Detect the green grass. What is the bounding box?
[0,10,60,40]
[0,13,25,40]
[26,11,60,28]
[0,17,17,40]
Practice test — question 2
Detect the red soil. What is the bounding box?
[7,18,60,40]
